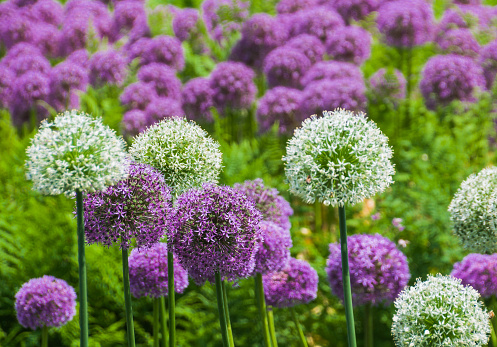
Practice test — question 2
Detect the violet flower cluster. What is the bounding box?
[326,234,410,306]
[288,7,344,43]
[173,8,200,42]
[182,77,215,122]
[325,26,372,65]
[145,98,184,124]
[88,49,128,88]
[480,39,497,89]
[49,61,89,112]
[263,47,311,89]
[122,110,149,138]
[286,34,325,65]
[137,63,182,100]
[368,68,406,103]
[140,35,185,71]
[436,28,480,58]
[451,253,497,299]
[201,0,249,43]
[253,221,292,275]
[301,61,363,87]
[276,0,317,14]
[330,0,379,23]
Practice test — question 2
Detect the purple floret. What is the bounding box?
[30,0,64,25]
[120,82,158,111]
[286,34,324,65]
[10,71,50,127]
[137,63,182,99]
[6,54,51,77]
[209,62,257,110]
[233,178,293,231]
[202,0,249,43]
[435,28,480,58]
[420,54,486,110]
[325,26,371,65]
[326,234,410,306]
[263,257,318,308]
[276,0,317,14]
[173,8,200,41]
[368,68,406,102]
[66,49,90,68]
[451,253,497,299]
[377,0,434,47]
[256,87,304,135]
[65,0,113,39]
[169,183,263,285]
[122,109,150,138]
[140,35,185,71]
[112,0,147,39]
[479,39,497,89]
[263,47,311,89]
[438,5,492,32]
[31,23,62,58]
[15,275,76,330]
[182,77,215,122]
[288,6,344,43]
[88,50,128,88]
[301,61,363,87]
[0,10,34,49]
[145,97,184,124]
[253,221,292,275]
[330,0,380,23]
[49,61,89,111]
[128,242,189,298]
[83,163,172,250]
[0,68,15,108]
[125,37,153,63]
[1,43,42,67]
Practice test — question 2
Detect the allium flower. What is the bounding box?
[438,6,491,32]
[141,35,185,71]
[129,117,222,197]
[7,54,51,77]
[448,167,497,254]
[182,77,215,122]
[25,110,129,196]
[391,274,490,347]
[125,37,152,63]
[84,163,171,249]
[88,50,128,88]
[0,68,14,108]
[330,0,380,23]
[368,68,406,102]
[120,82,158,111]
[0,11,33,49]
[59,17,89,55]
[436,28,480,58]
[31,23,62,58]
[234,178,294,230]
[15,276,76,330]
[263,258,318,308]
[65,0,113,39]
[253,221,292,274]
[283,109,395,207]
[209,62,257,110]
[66,49,89,68]
[10,71,50,127]
[256,87,304,135]
[326,234,410,306]
[129,243,189,298]
[30,0,64,26]
[1,43,42,67]
[420,54,486,110]
[480,39,497,89]
[263,48,311,89]
[49,61,89,104]
[377,0,434,47]
[289,7,344,42]
[112,0,147,39]
[202,0,249,43]
[121,109,150,138]
[301,61,363,87]
[451,253,497,298]
[325,26,372,65]
[285,35,325,65]
[137,63,182,99]
[173,8,200,41]
[144,98,184,125]
[169,183,263,284]
[276,0,317,14]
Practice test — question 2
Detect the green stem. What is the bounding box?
[491,320,497,347]
[255,274,271,347]
[314,201,322,233]
[364,304,373,347]
[154,298,160,347]
[338,206,357,347]
[222,281,235,347]
[76,190,89,347]
[215,273,230,347]
[122,249,136,347]
[41,326,48,347]
[168,251,175,347]
[290,307,308,347]
[267,307,278,347]
[160,297,168,347]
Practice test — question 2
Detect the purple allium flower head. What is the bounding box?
[125,37,153,63]
[169,183,263,284]
[286,34,325,65]
[253,221,292,275]
[288,6,344,42]
[31,23,62,58]
[88,50,128,88]
[10,71,50,127]
[420,54,486,110]
[145,98,184,124]
[276,0,317,14]
[377,0,434,47]
[112,0,147,39]
[369,68,406,102]
[6,54,51,77]
[301,61,363,87]
[325,26,372,65]
[66,49,90,68]
[479,39,497,89]
[128,242,189,298]
[0,68,14,108]
[1,43,42,67]
[59,17,90,55]
[202,0,249,43]
[0,10,34,49]
[122,109,150,138]
[173,8,200,41]
[49,61,89,111]
[140,35,185,71]
[209,62,257,110]
[263,47,311,89]
[300,78,367,116]
[326,234,410,306]
[233,178,293,231]
[256,87,304,135]
[15,275,76,330]
[263,257,318,308]
[30,0,64,25]
[330,0,380,23]
[65,0,113,38]
[241,13,288,49]
[435,28,480,58]
[451,253,497,298]
[182,77,215,122]
[137,63,182,99]
[83,163,172,250]
[120,82,159,111]
[438,6,491,32]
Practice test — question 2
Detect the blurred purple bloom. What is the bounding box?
[451,253,497,298]
[182,77,215,122]
[112,0,147,39]
[30,0,64,25]
[120,82,158,111]
[436,28,480,58]
[0,69,14,108]
[288,7,344,42]
[253,221,292,275]
[141,35,185,71]
[65,0,113,38]
[31,23,62,58]
[6,54,51,77]
[286,34,324,65]
[263,47,311,89]
[137,63,182,99]
[330,0,380,22]
[202,0,249,43]
[301,61,363,87]
[10,71,50,127]
[145,98,184,124]
[66,49,89,68]
[369,68,406,102]
[49,61,89,111]
[173,8,200,41]
[1,43,42,67]
[325,26,371,65]
[480,39,497,89]
[438,5,492,32]
[0,10,34,48]
[125,37,153,63]
[392,217,405,231]
[326,234,410,306]
[122,109,150,138]
[88,50,128,87]
[276,0,317,14]
[371,212,381,220]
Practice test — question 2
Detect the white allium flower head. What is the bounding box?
[25,110,130,197]
[391,274,490,347]
[283,109,395,207]
[448,166,497,254]
[129,117,222,197]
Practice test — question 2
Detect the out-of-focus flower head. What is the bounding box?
[6,54,51,77]
[121,109,150,138]
[66,49,90,68]
[0,10,34,49]
[112,0,148,40]
[0,68,14,108]
[285,34,324,65]
[202,0,249,43]
[263,47,311,89]
[30,0,64,25]
[49,61,89,112]
[140,35,185,71]
[10,71,50,127]
[144,98,184,125]
[276,0,317,14]
[330,0,380,23]
[451,253,497,298]
[301,61,363,87]
[435,28,480,58]
[288,6,344,42]
[480,39,497,89]
[325,26,371,65]
[1,43,42,67]
[368,68,406,103]
[88,49,128,88]
[137,63,182,99]
[173,8,200,41]
[120,82,159,111]
[31,23,62,58]
[182,77,215,122]
[253,221,292,275]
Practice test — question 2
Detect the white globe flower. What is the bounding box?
[25,110,129,196]
[283,109,395,207]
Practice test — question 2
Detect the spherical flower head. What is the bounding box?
[451,253,497,298]
[201,0,249,43]
[438,6,491,32]
[31,23,62,58]
[144,98,184,125]
[289,7,344,42]
[89,50,128,88]
[141,35,185,71]
[121,109,150,138]
[120,82,159,111]
[112,0,147,39]
[125,37,153,64]
[301,61,363,87]
[7,54,51,77]
[129,117,222,197]
[330,0,380,23]
[436,28,480,58]
[326,234,410,306]
[182,77,215,122]
[368,68,406,102]
[1,43,42,67]
[0,11,33,49]
[30,0,64,26]
[285,34,325,65]
[284,109,394,207]
[325,26,372,65]
[169,183,263,284]
[66,49,90,68]
[391,274,490,346]
[449,167,497,254]
[25,110,129,196]
[137,63,182,100]
[480,39,497,89]
[263,258,318,308]
[263,47,311,89]
[173,8,200,41]
[64,0,113,39]
[377,0,434,47]
[10,71,50,127]
[84,163,172,249]
[15,275,76,330]
[256,87,304,135]
[50,61,89,95]
[253,221,292,274]
[234,178,294,230]
[0,68,14,108]
[420,54,486,110]
[241,13,288,49]
[129,243,188,298]
[276,0,317,14]
[209,62,257,110]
